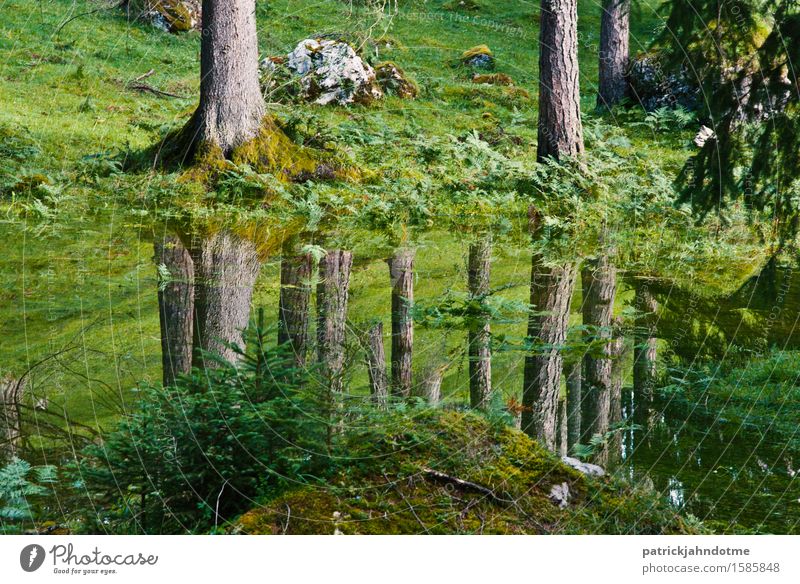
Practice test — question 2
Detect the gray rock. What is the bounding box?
[628,53,699,112]
[693,125,715,148]
[561,456,605,477]
[549,482,570,509]
[284,38,383,106]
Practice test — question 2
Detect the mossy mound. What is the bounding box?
[472,73,515,86]
[461,45,495,69]
[233,409,703,534]
[126,0,201,33]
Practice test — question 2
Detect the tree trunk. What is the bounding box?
[0,376,24,460]
[581,256,618,442]
[608,317,626,465]
[521,253,578,451]
[597,0,630,109]
[467,238,492,409]
[537,0,585,160]
[191,231,261,368]
[564,359,581,450]
[155,235,194,386]
[556,396,569,457]
[278,245,313,370]
[633,281,658,422]
[419,362,446,406]
[317,250,353,396]
[193,0,265,154]
[388,249,415,398]
[363,321,389,405]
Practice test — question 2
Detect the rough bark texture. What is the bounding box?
[317,250,353,396]
[155,235,194,386]
[537,0,584,160]
[278,246,313,371]
[191,231,261,368]
[564,359,582,450]
[388,249,415,398]
[467,238,492,409]
[608,317,626,465]
[633,282,658,424]
[556,397,569,457]
[633,282,659,396]
[363,321,389,405]
[597,0,630,109]
[0,377,24,459]
[194,0,265,154]
[581,257,618,445]
[521,255,578,451]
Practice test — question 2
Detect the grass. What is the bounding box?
[0,0,696,432]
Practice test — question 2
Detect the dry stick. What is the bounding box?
[422,467,547,533]
[281,504,291,535]
[126,83,188,99]
[383,472,430,534]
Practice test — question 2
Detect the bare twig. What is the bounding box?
[383,472,430,534]
[126,82,188,99]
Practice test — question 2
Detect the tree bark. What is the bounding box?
[597,0,630,109]
[363,321,389,405]
[388,249,415,398]
[633,281,659,422]
[537,0,585,160]
[317,250,353,396]
[0,376,24,460]
[521,253,578,451]
[155,235,194,386]
[556,396,569,457]
[564,359,581,450]
[191,231,261,368]
[581,255,618,442]
[278,245,313,371]
[193,0,265,154]
[467,238,492,409]
[608,317,626,465]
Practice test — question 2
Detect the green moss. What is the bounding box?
[461,45,493,61]
[233,409,702,535]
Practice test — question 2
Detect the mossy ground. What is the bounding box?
[234,409,703,534]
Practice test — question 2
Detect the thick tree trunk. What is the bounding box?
[191,231,261,368]
[564,359,581,450]
[317,250,353,396]
[633,281,659,423]
[155,235,194,386]
[521,255,578,450]
[363,321,389,405]
[278,245,313,370]
[194,0,265,154]
[581,256,618,443]
[388,249,415,398]
[537,0,584,160]
[467,238,492,409]
[597,0,630,109]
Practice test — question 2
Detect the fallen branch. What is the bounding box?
[422,467,511,505]
[126,82,188,99]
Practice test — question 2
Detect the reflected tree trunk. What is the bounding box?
[278,243,313,370]
[564,359,582,451]
[467,237,492,409]
[557,396,569,457]
[155,234,194,386]
[363,321,389,406]
[608,317,626,465]
[581,255,618,445]
[317,250,353,397]
[388,249,415,398]
[191,231,261,368]
[633,281,658,424]
[522,213,578,450]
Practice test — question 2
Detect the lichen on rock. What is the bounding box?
[279,38,384,105]
[125,0,201,33]
[461,45,495,69]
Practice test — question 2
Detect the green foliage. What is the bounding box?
[0,457,57,534]
[76,323,329,534]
